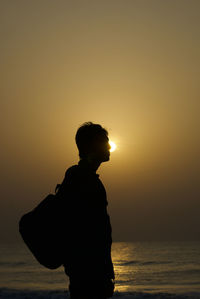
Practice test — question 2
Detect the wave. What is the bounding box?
[0,261,27,267]
[118,260,173,266]
[118,260,139,265]
[1,288,200,299]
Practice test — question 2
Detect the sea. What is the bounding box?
[0,241,200,298]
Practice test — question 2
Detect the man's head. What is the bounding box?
[75,122,110,162]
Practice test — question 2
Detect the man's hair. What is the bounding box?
[75,122,108,158]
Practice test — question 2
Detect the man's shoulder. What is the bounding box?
[59,165,82,192]
[64,162,99,186]
[65,164,79,178]
[64,163,88,181]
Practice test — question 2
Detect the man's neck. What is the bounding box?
[82,158,101,173]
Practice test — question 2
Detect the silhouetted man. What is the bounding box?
[58,122,115,299]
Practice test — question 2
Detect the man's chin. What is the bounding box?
[103,154,110,162]
[98,151,110,162]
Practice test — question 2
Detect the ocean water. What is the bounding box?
[0,241,200,298]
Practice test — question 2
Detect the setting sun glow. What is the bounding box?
[109,140,116,152]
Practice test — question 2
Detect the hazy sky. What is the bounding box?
[1,0,200,243]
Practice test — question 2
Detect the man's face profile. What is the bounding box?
[91,134,111,162]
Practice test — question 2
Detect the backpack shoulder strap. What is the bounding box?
[55,184,61,194]
[55,165,79,195]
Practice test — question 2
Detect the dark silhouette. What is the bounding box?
[58,122,115,299]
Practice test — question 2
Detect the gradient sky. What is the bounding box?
[1,0,200,243]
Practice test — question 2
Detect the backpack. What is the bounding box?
[19,184,65,269]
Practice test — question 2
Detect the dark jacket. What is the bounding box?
[58,159,115,280]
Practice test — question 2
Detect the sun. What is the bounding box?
[109,140,117,152]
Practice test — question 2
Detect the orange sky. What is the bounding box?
[1,0,200,242]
